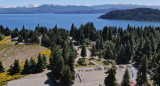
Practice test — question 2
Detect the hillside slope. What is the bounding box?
[99,8,160,22]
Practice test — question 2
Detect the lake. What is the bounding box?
[0,14,160,30]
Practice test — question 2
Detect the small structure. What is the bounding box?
[2,54,6,57]
[12,37,19,41]
[90,41,96,46]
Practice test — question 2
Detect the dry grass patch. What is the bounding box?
[0,44,48,68]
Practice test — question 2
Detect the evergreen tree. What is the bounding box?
[43,55,47,68]
[104,66,118,86]
[9,59,20,75]
[105,46,113,59]
[125,41,132,64]
[30,58,37,74]
[41,34,51,47]
[151,61,160,85]
[23,59,30,74]
[60,65,73,86]
[150,34,156,53]
[81,44,86,58]
[98,50,103,60]
[121,68,130,86]
[0,61,4,73]
[96,39,101,50]
[50,49,64,80]
[156,42,160,52]
[108,28,113,40]
[91,44,96,58]
[143,38,151,59]
[136,55,149,86]
[134,39,144,65]
[62,42,70,64]
[36,54,45,72]
[70,24,76,37]
[68,51,76,80]
[0,34,3,41]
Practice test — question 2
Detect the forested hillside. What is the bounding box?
[99,8,160,22]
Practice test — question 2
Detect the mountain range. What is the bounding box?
[0,4,160,14]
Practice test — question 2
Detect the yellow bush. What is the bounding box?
[0,72,24,86]
[0,36,11,45]
[40,50,51,56]
[19,61,24,68]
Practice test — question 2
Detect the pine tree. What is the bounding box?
[156,42,160,52]
[104,66,118,86]
[36,54,45,72]
[105,46,113,59]
[98,50,103,60]
[143,38,151,59]
[50,49,64,80]
[60,65,73,86]
[117,45,125,64]
[43,55,47,68]
[136,55,149,86]
[70,24,76,37]
[68,51,76,80]
[62,42,70,64]
[96,39,101,50]
[30,58,36,74]
[121,68,130,86]
[125,41,132,64]
[41,34,51,47]
[91,44,96,58]
[150,34,156,53]
[0,61,4,73]
[81,44,86,58]
[151,61,160,85]
[9,59,20,75]
[23,59,30,74]
[134,39,144,65]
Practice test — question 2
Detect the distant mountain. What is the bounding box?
[99,8,160,22]
[55,8,117,14]
[91,4,160,10]
[0,4,95,14]
[91,4,147,10]
[0,4,160,14]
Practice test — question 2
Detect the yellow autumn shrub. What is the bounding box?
[0,72,24,86]
[40,50,51,56]
[0,36,11,44]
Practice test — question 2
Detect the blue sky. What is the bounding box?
[1,0,160,7]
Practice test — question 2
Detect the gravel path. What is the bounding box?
[7,70,56,86]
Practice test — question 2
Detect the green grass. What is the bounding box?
[75,58,97,68]
[93,58,105,65]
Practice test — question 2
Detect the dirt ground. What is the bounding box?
[74,65,137,86]
[0,44,48,68]
[7,70,56,86]
[7,65,137,86]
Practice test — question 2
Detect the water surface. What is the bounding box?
[0,14,160,30]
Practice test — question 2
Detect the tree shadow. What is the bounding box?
[45,72,58,86]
